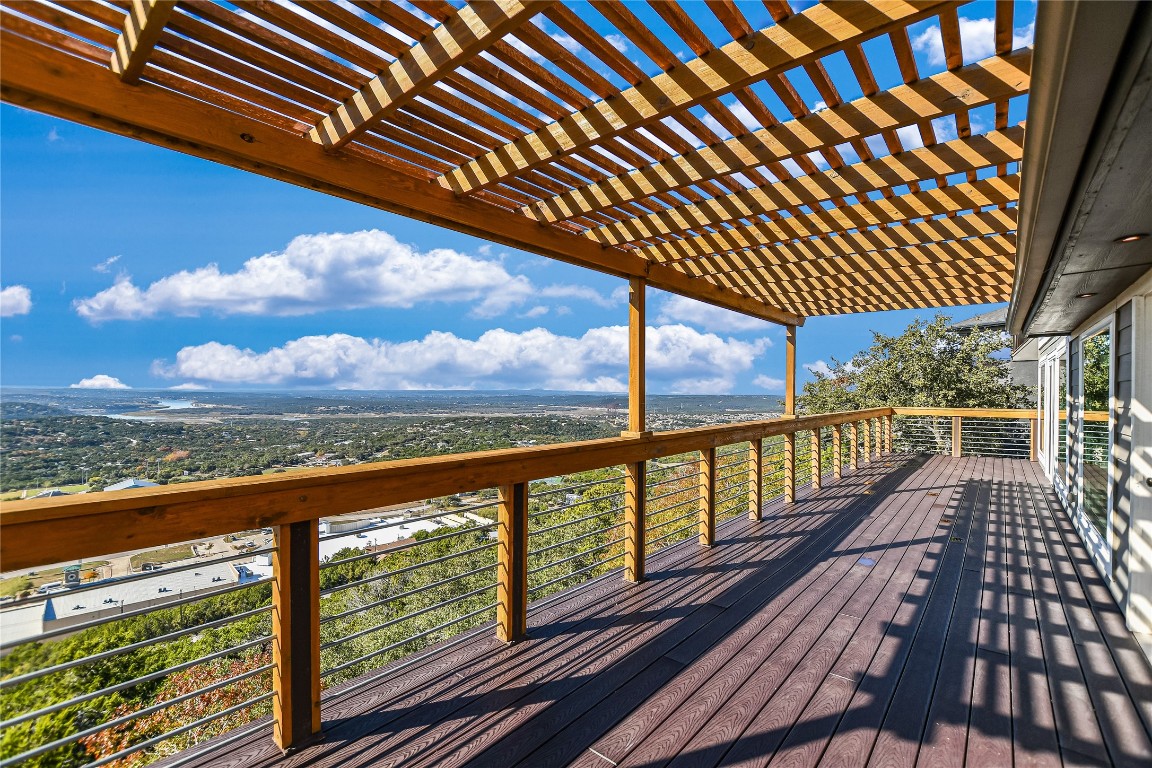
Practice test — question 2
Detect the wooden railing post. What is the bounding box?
[952,415,963,457]
[849,421,859,471]
[811,428,822,491]
[497,482,528,643]
[783,432,796,503]
[748,438,763,521]
[832,424,843,479]
[624,461,646,582]
[884,414,892,454]
[1029,417,1038,461]
[699,446,716,545]
[863,419,872,463]
[272,520,321,752]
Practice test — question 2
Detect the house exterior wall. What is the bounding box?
[1040,268,1152,642]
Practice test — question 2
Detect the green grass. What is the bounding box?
[0,484,93,501]
[129,544,196,570]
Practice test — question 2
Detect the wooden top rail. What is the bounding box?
[892,407,1039,418]
[0,408,891,573]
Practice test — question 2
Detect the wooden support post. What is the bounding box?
[497,482,528,643]
[884,415,892,454]
[863,419,872,463]
[784,325,797,417]
[272,520,321,752]
[811,428,822,491]
[832,424,843,479]
[1029,418,1038,461]
[952,415,963,457]
[623,277,647,582]
[624,461,646,583]
[699,446,716,546]
[783,432,796,503]
[850,422,859,470]
[748,438,763,521]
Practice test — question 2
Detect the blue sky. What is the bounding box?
[0,1,1029,395]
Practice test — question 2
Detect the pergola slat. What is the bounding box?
[437,0,957,195]
[1,0,1032,322]
[574,128,1024,243]
[310,0,553,149]
[521,50,1031,223]
[110,0,176,83]
[635,175,1020,263]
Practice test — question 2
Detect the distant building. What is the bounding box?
[103,478,160,492]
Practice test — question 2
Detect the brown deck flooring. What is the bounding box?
[177,455,1152,767]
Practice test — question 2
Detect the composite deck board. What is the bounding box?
[169,456,1152,768]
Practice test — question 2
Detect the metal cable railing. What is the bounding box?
[0,534,277,768]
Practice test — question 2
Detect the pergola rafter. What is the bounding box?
[0,0,1029,322]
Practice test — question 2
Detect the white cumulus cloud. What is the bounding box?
[0,286,32,317]
[154,325,769,394]
[656,294,771,333]
[169,382,209,391]
[753,375,784,391]
[74,230,605,322]
[911,17,1035,68]
[71,374,131,389]
[804,360,834,377]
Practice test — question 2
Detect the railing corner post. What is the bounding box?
[863,418,872,463]
[952,415,963,458]
[1029,417,1038,461]
[625,460,646,583]
[849,421,859,471]
[699,446,717,546]
[748,438,764,521]
[884,414,892,454]
[272,519,322,752]
[498,481,529,643]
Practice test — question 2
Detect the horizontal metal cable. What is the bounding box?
[2,635,270,730]
[529,475,622,499]
[529,554,623,594]
[1,545,277,611]
[318,504,494,543]
[78,692,274,768]
[321,560,497,625]
[646,494,699,522]
[645,458,700,475]
[1,577,270,651]
[529,490,625,521]
[321,540,497,597]
[320,582,497,651]
[321,601,497,679]
[0,603,270,691]
[647,521,699,550]
[529,521,625,557]
[646,469,703,491]
[321,521,497,571]
[4,663,273,765]
[645,483,699,505]
[527,536,625,576]
[644,506,698,534]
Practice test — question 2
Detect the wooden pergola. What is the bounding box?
[0,0,1027,327]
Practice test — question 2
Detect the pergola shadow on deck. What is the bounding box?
[172,456,1152,768]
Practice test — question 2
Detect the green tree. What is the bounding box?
[797,314,1030,414]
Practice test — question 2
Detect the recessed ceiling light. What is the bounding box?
[1077,292,1097,299]
[1114,233,1148,243]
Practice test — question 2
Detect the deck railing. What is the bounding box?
[0,406,1036,766]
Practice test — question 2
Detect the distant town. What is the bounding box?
[0,388,783,647]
